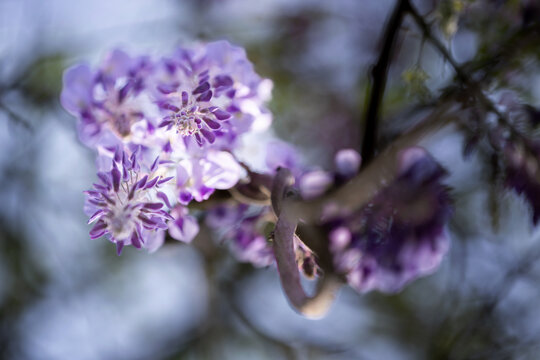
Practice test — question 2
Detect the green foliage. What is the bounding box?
[401,66,431,101]
[20,53,66,106]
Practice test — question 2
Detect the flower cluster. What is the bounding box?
[63,41,272,253]
[298,147,452,293]
[63,41,453,297]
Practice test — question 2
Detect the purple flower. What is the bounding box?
[85,149,173,255]
[299,170,333,200]
[327,147,452,293]
[175,150,244,204]
[334,148,362,180]
[207,204,274,267]
[60,64,94,117]
[61,49,158,148]
[265,140,304,178]
[168,206,200,243]
[153,41,272,148]
[298,148,362,199]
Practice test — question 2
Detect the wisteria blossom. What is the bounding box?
[153,41,272,150]
[84,149,174,255]
[61,49,157,149]
[206,203,275,267]
[325,147,452,293]
[62,41,275,255]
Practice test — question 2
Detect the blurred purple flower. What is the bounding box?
[168,206,199,243]
[334,148,361,180]
[265,140,304,177]
[206,204,274,267]
[61,49,157,148]
[327,147,452,293]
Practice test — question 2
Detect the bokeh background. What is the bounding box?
[2,0,540,359]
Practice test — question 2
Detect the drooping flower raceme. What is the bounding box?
[63,41,274,255]
[324,147,452,293]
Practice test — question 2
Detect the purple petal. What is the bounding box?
[168,208,199,243]
[88,209,105,224]
[90,220,108,239]
[194,133,204,146]
[157,176,174,185]
[203,117,221,130]
[213,75,233,88]
[118,82,133,102]
[182,91,189,106]
[111,167,121,193]
[97,172,111,187]
[60,64,94,114]
[158,120,174,128]
[143,202,163,210]
[157,191,172,208]
[212,108,231,120]
[150,156,160,172]
[131,231,142,249]
[136,175,148,190]
[160,103,180,112]
[179,191,193,205]
[144,176,159,189]
[116,241,125,256]
[192,81,210,95]
[114,147,122,163]
[138,214,157,227]
[157,84,177,94]
[158,210,175,221]
[196,90,212,102]
[200,128,215,143]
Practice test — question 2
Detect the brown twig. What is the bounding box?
[361,0,409,164]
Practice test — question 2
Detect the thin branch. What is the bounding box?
[405,1,518,130]
[405,1,469,84]
[0,102,33,131]
[361,0,409,164]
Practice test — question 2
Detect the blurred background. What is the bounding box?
[2,0,540,359]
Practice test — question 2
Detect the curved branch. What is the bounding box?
[271,168,342,318]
